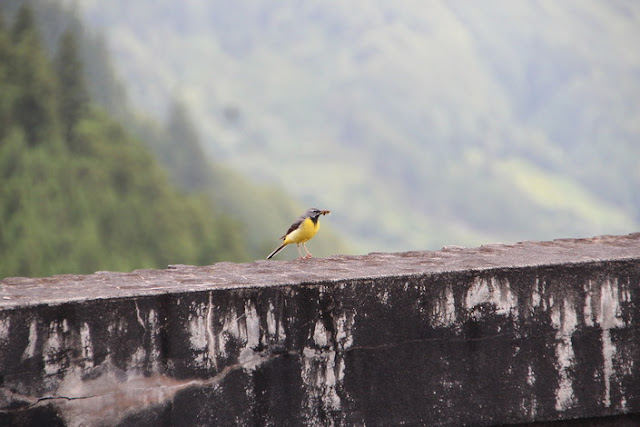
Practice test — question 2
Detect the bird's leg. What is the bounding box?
[303,243,313,259]
[296,244,305,259]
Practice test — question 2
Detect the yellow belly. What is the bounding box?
[284,218,319,244]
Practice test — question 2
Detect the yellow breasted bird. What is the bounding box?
[267,208,331,259]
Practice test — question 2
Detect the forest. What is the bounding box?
[0,6,252,278]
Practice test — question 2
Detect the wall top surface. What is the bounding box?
[1,233,639,309]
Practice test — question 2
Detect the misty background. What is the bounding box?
[1,0,639,278]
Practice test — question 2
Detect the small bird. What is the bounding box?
[267,208,331,259]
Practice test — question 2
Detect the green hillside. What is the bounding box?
[13,0,350,259]
[76,1,640,252]
[0,6,251,278]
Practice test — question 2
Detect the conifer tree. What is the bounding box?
[56,28,89,149]
[9,5,59,147]
[165,98,211,190]
[10,5,35,44]
[0,11,11,142]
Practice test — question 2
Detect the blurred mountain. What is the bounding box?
[77,0,640,252]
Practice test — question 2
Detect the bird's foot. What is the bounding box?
[305,254,313,259]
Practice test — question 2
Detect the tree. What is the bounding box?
[164,98,212,191]
[56,28,89,149]
[9,4,35,44]
[0,11,13,142]
[9,5,59,147]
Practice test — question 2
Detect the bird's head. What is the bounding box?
[307,208,331,219]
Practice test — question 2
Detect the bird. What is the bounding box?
[267,208,331,260]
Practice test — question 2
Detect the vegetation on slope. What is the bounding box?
[2,1,349,262]
[0,6,248,278]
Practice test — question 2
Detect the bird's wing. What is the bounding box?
[281,215,306,239]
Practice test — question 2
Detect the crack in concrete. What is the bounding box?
[0,387,97,413]
[0,346,299,426]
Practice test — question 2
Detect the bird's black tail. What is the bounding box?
[267,243,287,259]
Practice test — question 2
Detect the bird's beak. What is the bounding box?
[321,210,331,215]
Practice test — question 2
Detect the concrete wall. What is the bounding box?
[1,234,639,426]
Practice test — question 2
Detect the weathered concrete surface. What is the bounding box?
[1,233,639,426]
